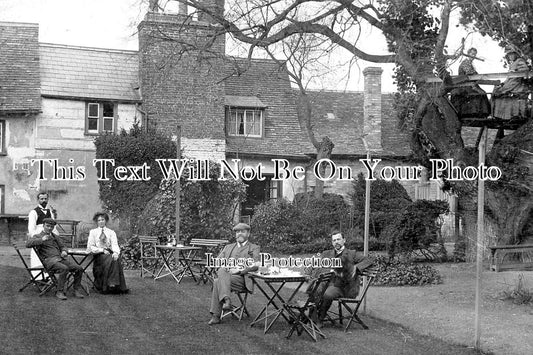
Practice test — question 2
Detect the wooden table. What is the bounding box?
[154,245,202,284]
[248,272,308,334]
[488,244,533,272]
[67,248,102,293]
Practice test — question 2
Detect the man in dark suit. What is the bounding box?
[208,222,260,325]
[316,230,372,328]
[26,218,85,300]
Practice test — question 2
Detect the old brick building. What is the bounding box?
[0,7,424,243]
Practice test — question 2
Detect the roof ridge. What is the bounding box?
[0,21,38,27]
[39,42,138,54]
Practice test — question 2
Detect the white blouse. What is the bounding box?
[87,226,120,256]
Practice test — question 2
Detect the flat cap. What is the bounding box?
[42,218,57,226]
[232,222,250,231]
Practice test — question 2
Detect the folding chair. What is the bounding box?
[12,241,58,296]
[330,265,378,332]
[139,235,161,278]
[188,238,228,285]
[284,272,334,342]
[221,287,252,321]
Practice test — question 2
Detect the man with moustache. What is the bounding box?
[208,223,260,325]
[315,230,372,328]
[27,192,57,278]
[26,218,85,300]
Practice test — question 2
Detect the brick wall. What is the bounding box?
[138,12,227,156]
[363,67,383,150]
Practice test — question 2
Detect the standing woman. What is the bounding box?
[87,212,128,294]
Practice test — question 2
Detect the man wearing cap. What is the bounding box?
[26,218,85,300]
[208,222,260,325]
[27,192,57,278]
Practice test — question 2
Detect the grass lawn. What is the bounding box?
[0,259,484,355]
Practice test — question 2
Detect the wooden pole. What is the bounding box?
[175,125,181,242]
[363,149,371,313]
[474,127,488,349]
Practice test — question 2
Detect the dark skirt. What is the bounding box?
[450,85,491,118]
[93,254,129,294]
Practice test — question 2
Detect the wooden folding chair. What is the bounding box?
[188,238,228,285]
[330,265,378,332]
[284,272,334,342]
[12,241,57,296]
[139,235,161,278]
[221,287,252,321]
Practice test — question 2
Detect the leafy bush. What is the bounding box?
[251,193,352,253]
[382,200,449,259]
[498,274,533,305]
[136,162,247,242]
[94,124,176,230]
[372,255,442,286]
[350,174,412,241]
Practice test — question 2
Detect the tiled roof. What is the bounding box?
[40,43,140,102]
[305,90,411,157]
[224,58,313,158]
[0,22,41,114]
[225,95,267,108]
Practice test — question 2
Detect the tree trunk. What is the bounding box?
[314,136,335,199]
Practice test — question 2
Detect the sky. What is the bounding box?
[0,0,507,92]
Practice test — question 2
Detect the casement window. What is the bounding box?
[225,108,263,138]
[0,120,5,155]
[85,102,117,135]
[0,185,4,214]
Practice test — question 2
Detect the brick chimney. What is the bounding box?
[363,67,383,151]
[138,8,226,160]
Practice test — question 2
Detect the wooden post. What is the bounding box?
[474,127,488,349]
[175,125,181,242]
[363,150,371,313]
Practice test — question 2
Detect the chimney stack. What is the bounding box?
[363,67,383,151]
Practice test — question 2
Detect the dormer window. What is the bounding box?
[225,108,263,137]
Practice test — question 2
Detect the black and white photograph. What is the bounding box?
[1,0,532,354]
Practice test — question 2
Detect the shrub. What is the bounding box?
[350,174,412,240]
[136,161,247,242]
[372,255,442,286]
[251,193,351,253]
[94,124,176,231]
[250,199,302,250]
[498,274,533,305]
[382,200,449,259]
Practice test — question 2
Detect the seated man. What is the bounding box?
[26,218,85,300]
[315,230,372,328]
[208,223,260,325]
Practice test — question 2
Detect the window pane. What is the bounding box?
[103,117,114,131]
[88,103,99,117]
[226,109,236,135]
[253,111,261,135]
[237,111,245,135]
[0,121,3,152]
[103,102,114,117]
[245,111,254,135]
[88,117,98,131]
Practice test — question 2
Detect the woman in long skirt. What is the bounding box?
[87,212,128,294]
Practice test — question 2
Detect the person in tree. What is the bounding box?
[450,47,491,118]
[492,46,532,120]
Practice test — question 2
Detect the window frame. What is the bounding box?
[0,120,5,155]
[85,102,117,135]
[225,107,264,138]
